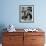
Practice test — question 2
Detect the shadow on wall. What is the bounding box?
[0,24,7,43]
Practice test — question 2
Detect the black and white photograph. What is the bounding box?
[19,5,34,23]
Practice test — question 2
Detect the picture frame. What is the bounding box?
[19,5,34,23]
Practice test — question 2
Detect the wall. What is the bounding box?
[0,0,46,29]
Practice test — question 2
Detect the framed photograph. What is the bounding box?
[19,5,34,23]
